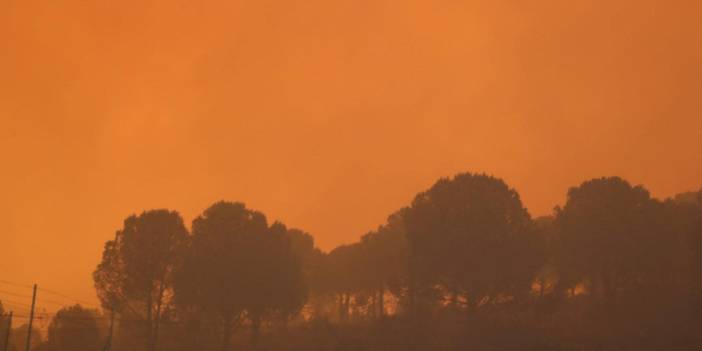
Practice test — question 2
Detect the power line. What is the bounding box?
[7,313,215,326]
[0,298,33,309]
[0,280,33,290]
[1,282,207,330]
[35,298,85,308]
[0,290,33,300]
[0,294,98,312]
[0,306,32,314]
[1,280,98,308]
[36,287,97,308]
[1,306,31,314]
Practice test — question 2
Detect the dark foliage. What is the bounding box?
[7,173,701,351]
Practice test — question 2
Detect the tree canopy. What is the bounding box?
[172,201,306,350]
[47,305,101,351]
[54,174,702,351]
[93,209,188,351]
[555,177,672,299]
[404,173,543,311]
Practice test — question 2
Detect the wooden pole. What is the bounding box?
[25,284,37,351]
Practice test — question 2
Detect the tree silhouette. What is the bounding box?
[81,176,702,350]
[259,222,308,334]
[669,189,702,302]
[47,305,101,351]
[554,177,670,300]
[9,323,42,351]
[173,201,307,351]
[358,211,408,319]
[404,173,542,314]
[93,209,188,351]
[325,242,365,322]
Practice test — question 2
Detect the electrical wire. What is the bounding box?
[0,289,33,300]
[36,287,97,308]
[0,280,34,289]
[0,298,33,309]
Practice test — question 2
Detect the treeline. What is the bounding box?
[2,173,702,351]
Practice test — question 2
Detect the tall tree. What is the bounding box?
[266,223,309,328]
[173,201,307,351]
[404,173,542,314]
[359,211,408,319]
[93,209,188,351]
[554,177,670,300]
[325,243,366,322]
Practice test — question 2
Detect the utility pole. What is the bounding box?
[3,311,12,351]
[25,284,37,351]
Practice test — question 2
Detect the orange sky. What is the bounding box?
[1,0,701,308]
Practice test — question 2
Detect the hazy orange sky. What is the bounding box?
[1,0,701,308]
